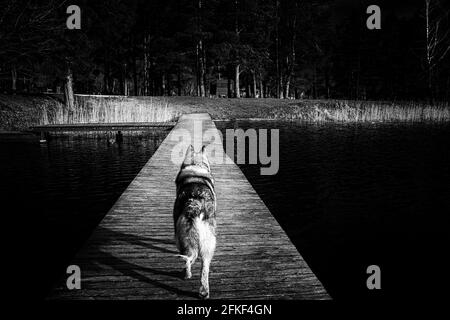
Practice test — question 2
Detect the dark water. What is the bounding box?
[3,123,449,300]
[1,134,167,298]
[217,121,450,300]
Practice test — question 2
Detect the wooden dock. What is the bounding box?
[48,113,329,300]
[31,122,175,133]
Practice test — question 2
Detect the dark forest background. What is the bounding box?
[0,0,449,101]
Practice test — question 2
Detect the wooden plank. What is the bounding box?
[47,113,329,300]
[31,122,175,132]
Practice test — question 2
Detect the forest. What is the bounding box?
[0,0,449,102]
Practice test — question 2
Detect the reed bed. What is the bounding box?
[42,95,180,125]
[1,94,449,131]
[36,95,450,125]
[268,100,450,122]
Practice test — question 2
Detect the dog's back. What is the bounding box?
[174,145,216,299]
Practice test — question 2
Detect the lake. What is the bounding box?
[3,121,449,300]
[1,133,167,298]
[217,121,450,300]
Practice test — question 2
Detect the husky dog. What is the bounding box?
[174,145,217,299]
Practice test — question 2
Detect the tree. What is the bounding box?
[2,0,448,101]
[233,0,241,98]
[0,0,63,93]
[424,0,450,101]
[196,0,207,97]
[281,0,299,99]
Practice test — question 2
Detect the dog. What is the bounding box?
[173,145,217,299]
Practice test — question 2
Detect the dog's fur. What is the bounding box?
[173,145,217,299]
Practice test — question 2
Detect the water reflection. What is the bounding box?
[1,132,167,298]
[217,121,450,300]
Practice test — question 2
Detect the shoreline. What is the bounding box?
[1,94,449,132]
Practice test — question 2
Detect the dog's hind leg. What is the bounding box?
[175,216,199,279]
[177,250,197,279]
[199,255,211,299]
[199,235,216,299]
[185,250,198,279]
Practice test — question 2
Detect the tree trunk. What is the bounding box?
[203,39,208,96]
[252,71,257,98]
[313,65,317,99]
[162,73,166,96]
[151,75,155,96]
[234,64,240,98]
[112,79,117,94]
[133,57,138,96]
[284,78,291,99]
[425,0,433,101]
[11,65,17,94]
[195,0,206,97]
[284,58,291,99]
[234,0,241,99]
[177,67,182,96]
[124,78,128,96]
[166,71,171,95]
[279,75,284,99]
[259,72,264,98]
[121,63,128,96]
[198,41,206,97]
[196,43,200,96]
[64,62,75,119]
[103,62,108,94]
[284,3,297,99]
[275,0,281,99]
[144,34,151,96]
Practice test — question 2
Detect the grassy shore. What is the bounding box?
[1,94,449,131]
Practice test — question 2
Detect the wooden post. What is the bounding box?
[39,131,47,143]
